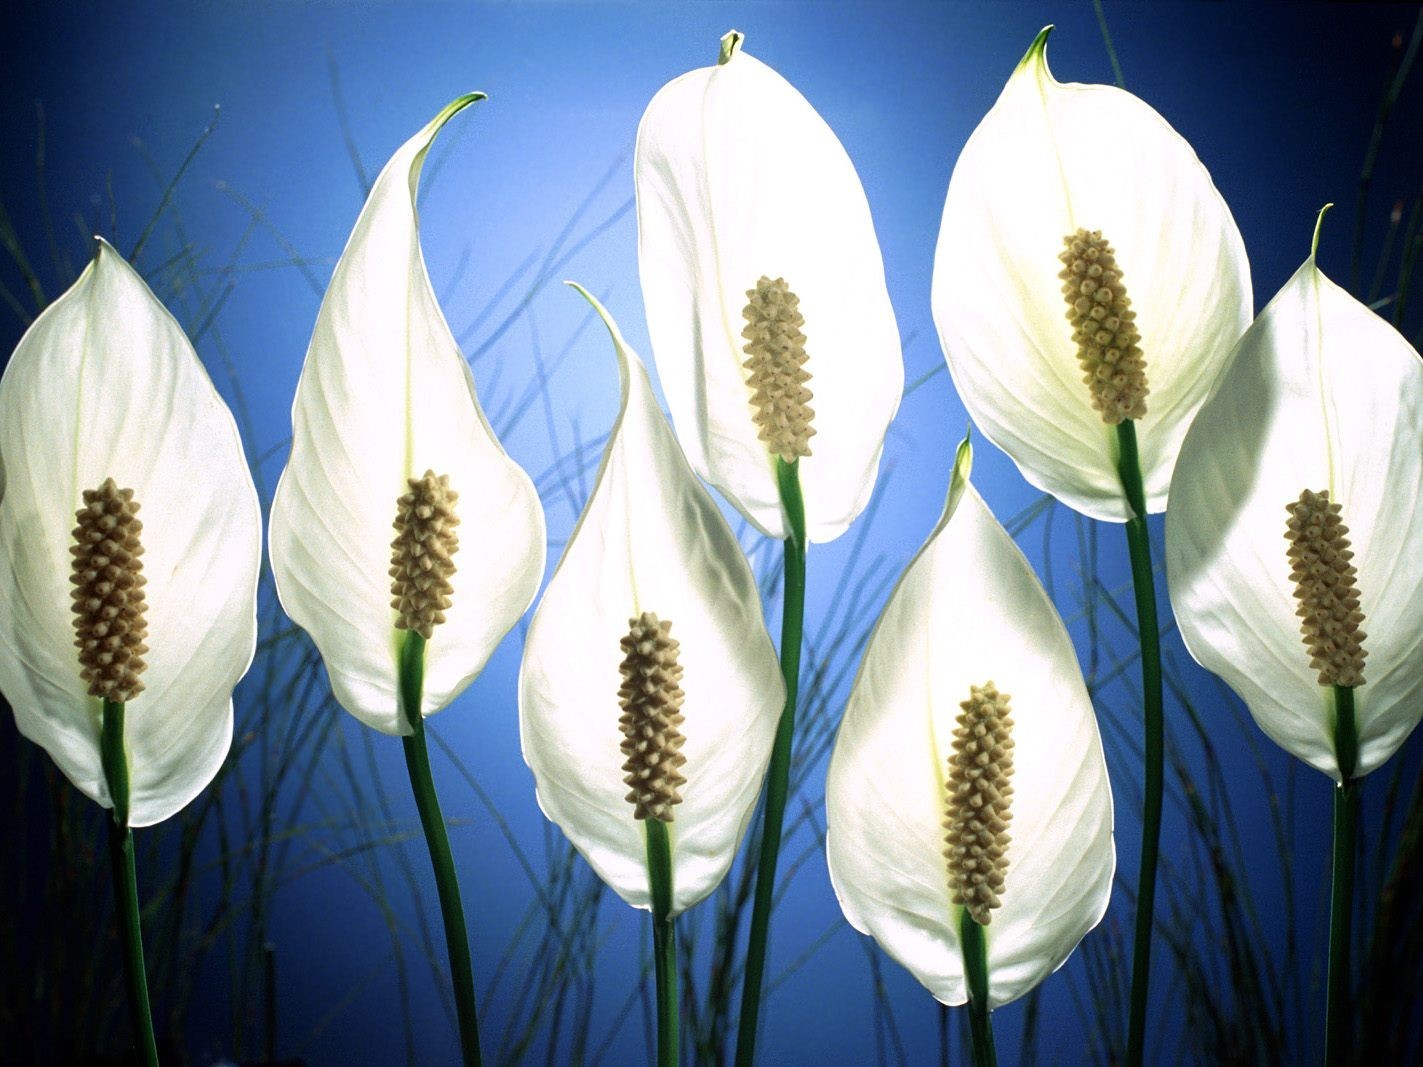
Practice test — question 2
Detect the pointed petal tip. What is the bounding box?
[718,29,745,65]
[566,281,634,385]
[940,432,974,525]
[953,430,973,484]
[1311,203,1334,260]
[430,91,486,131]
[1015,25,1054,74]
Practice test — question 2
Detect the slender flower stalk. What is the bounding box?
[646,816,677,1067]
[931,30,1251,1063]
[735,455,805,1067]
[0,240,262,1063]
[102,697,159,1067]
[826,439,1114,1050]
[1116,420,1164,1066]
[399,629,482,1065]
[960,913,997,1067]
[1167,210,1423,1067]
[1327,685,1358,1066]
[519,287,782,1065]
[269,96,547,1065]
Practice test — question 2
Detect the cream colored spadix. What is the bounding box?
[932,26,1250,521]
[635,31,903,543]
[1167,247,1423,781]
[0,239,262,826]
[518,286,783,917]
[826,439,1114,1007]
[269,95,546,736]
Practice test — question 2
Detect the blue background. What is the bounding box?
[2,2,1421,1064]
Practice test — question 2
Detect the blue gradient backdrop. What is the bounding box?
[2,2,1420,1065]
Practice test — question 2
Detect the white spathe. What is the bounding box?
[1167,251,1423,781]
[826,439,1114,1008]
[636,33,903,543]
[270,95,546,735]
[519,285,784,918]
[0,239,262,827]
[932,27,1250,521]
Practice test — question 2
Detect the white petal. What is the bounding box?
[826,439,1114,1008]
[269,96,547,735]
[932,28,1250,521]
[519,285,784,916]
[1167,255,1423,780]
[635,40,903,543]
[0,240,262,826]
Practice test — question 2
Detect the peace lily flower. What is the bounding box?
[1166,225,1423,783]
[1166,212,1423,1066]
[931,26,1250,521]
[634,29,903,543]
[0,237,262,1065]
[637,35,904,1056]
[0,238,262,827]
[269,93,545,734]
[521,286,784,1066]
[268,94,545,1066]
[826,439,1114,1024]
[519,284,784,915]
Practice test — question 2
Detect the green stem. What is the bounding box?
[960,911,999,1067]
[399,631,483,1066]
[646,819,678,1067]
[1326,685,1359,1067]
[734,457,807,1067]
[1116,420,1164,1067]
[101,699,159,1067]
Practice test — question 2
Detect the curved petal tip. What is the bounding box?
[1311,203,1334,259]
[718,29,745,64]
[565,282,632,387]
[946,432,973,516]
[1016,25,1054,73]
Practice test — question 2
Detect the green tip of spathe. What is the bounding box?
[953,431,974,486]
[719,29,745,65]
[1311,203,1334,259]
[940,430,975,524]
[1015,25,1053,73]
[432,91,488,131]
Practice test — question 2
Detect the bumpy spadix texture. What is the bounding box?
[520,286,782,917]
[269,95,545,735]
[1284,490,1367,687]
[1059,229,1148,424]
[0,239,261,826]
[933,28,1249,520]
[389,471,460,640]
[71,480,149,702]
[742,276,815,463]
[944,682,1015,925]
[618,613,687,822]
[1167,252,1423,781]
[636,38,902,542]
[827,440,1114,1008]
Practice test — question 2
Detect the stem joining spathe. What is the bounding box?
[647,819,678,1067]
[102,699,159,1067]
[961,910,999,1067]
[399,630,484,1066]
[1117,419,1164,1067]
[1325,685,1359,1067]
[735,457,807,1067]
